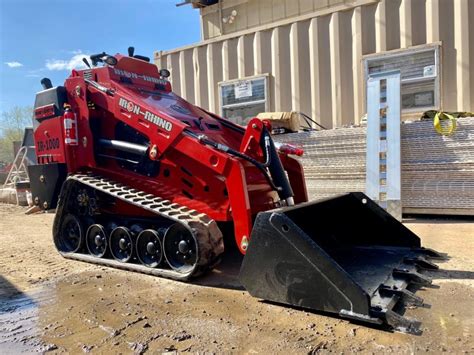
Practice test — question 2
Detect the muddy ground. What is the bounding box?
[0,203,473,354]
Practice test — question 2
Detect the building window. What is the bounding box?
[219,75,269,126]
[364,45,440,112]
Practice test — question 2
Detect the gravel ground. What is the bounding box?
[0,203,473,354]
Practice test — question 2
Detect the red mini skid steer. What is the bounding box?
[29,48,444,334]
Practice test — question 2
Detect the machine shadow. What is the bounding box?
[260,299,400,334]
[427,269,474,280]
[0,275,36,315]
[403,216,474,224]
[193,247,245,290]
[192,239,469,292]
[193,248,470,336]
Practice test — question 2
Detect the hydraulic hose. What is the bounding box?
[261,128,294,202]
[185,128,295,204]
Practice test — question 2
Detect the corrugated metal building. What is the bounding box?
[155,0,474,128]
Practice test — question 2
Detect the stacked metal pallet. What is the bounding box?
[275,117,474,215]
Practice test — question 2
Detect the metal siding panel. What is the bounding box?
[454,0,471,112]
[223,38,239,80]
[247,0,260,28]
[228,38,239,80]
[314,0,330,10]
[222,40,230,82]
[309,18,322,126]
[207,11,221,39]
[194,46,209,109]
[235,3,248,32]
[272,0,286,21]
[375,0,387,52]
[290,22,301,111]
[253,29,272,76]
[339,10,354,126]
[260,30,273,75]
[361,4,376,55]
[471,1,474,110]
[193,48,202,106]
[237,36,246,78]
[399,0,412,48]
[179,51,186,100]
[352,7,363,123]
[156,54,166,72]
[253,31,263,75]
[286,0,300,17]
[207,44,216,112]
[318,15,333,129]
[259,0,273,25]
[385,0,401,51]
[170,53,181,96]
[244,34,254,77]
[411,0,426,46]
[299,0,314,14]
[271,25,292,112]
[329,12,342,127]
[179,50,195,102]
[298,20,312,118]
[211,42,224,113]
[271,27,282,111]
[426,0,440,43]
[222,6,236,34]
[288,20,312,114]
[439,0,456,111]
[278,25,293,111]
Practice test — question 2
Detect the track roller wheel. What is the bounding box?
[56,214,84,253]
[109,226,134,262]
[163,223,198,273]
[136,229,164,268]
[86,224,108,258]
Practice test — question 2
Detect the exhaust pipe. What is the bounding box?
[40,78,53,90]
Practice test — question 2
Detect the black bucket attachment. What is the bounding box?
[239,192,445,334]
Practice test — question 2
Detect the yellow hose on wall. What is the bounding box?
[433,112,457,135]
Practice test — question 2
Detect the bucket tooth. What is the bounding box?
[413,247,447,260]
[404,256,439,270]
[378,284,424,307]
[380,309,422,335]
[339,309,383,325]
[393,268,432,286]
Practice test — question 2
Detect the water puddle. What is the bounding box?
[0,277,57,353]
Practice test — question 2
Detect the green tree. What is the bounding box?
[0,106,33,162]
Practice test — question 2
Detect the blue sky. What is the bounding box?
[0,0,201,114]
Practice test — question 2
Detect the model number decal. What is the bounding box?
[113,68,167,85]
[118,97,173,132]
[37,138,60,152]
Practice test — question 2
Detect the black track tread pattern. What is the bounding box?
[53,173,224,281]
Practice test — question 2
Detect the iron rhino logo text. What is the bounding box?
[118,97,173,132]
[113,68,167,85]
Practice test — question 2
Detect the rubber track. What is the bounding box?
[53,173,224,281]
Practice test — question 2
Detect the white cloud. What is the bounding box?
[45,52,88,71]
[5,61,23,68]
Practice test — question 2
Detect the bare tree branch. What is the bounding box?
[0,106,33,162]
